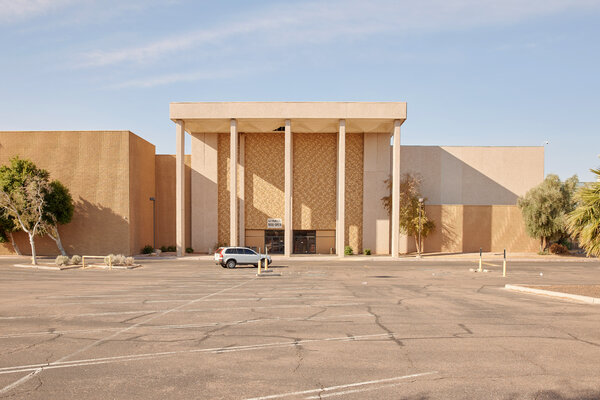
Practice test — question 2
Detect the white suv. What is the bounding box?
[214,247,272,269]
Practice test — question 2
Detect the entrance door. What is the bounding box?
[264,230,284,254]
[293,230,316,254]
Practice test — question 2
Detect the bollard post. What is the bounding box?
[265,246,269,271]
[503,249,507,277]
[257,247,262,275]
[478,247,482,272]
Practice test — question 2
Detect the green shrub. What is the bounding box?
[549,243,568,255]
[55,255,69,266]
[363,249,371,255]
[160,246,167,252]
[70,255,82,265]
[185,247,194,254]
[344,246,353,255]
[141,245,154,254]
[167,245,176,252]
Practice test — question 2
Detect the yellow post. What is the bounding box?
[257,247,262,275]
[503,249,507,277]
[264,246,269,271]
[478,247,482,272]
[82,256,86,269]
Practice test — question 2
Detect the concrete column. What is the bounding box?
[175,120,186,256]
[239,133,245,247]
[230,119,238,247]
[390,120,401,258]
[336,120,346,257]
[284,119,293,257]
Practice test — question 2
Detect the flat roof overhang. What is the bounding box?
[169,102,406,134]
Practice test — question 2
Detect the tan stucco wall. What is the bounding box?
[129,134,156,254]
[400,146,544,205]
[217,133,230,245]
[345,133,363,253]
[293,132,337,230]
[402,205,538,253]
[245,132,285,229]
[362,132,391,254]
[316,230,335,254]
[154,154,191,250]
[0,131,133,256]
[190,133,218,253]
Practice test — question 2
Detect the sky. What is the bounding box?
[1,0,599,181]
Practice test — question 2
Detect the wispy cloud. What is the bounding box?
[0,0,77,23]
[78,0,600,69]
[108,68,248,89]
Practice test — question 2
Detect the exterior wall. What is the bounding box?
[316,230,335,254]
[400,146,544,205]
[154,154,191,250]
[419,205,538,253]
[245,229,264,250]
[293,132,337,230]
[0,131,132,256]
[129,133,156,255]
[191,133,218,253]
[217,133,230,245]
[345,133,363,254]
[245,132,285,229]
[362,132,391,254]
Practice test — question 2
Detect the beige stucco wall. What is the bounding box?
[293,132,337,230]
[190,133,218,253]
[0,131,137,256]
[245,132,285,229]
[155,154,191,250]
[217,133,230,245]
[345,133,363,253]
[401,205,538,253]
[362,132,391,254]
[400,146,544,205]
[129,134,156,254]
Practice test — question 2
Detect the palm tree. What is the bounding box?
[567,168,600,257]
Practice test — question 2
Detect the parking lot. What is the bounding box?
[1,257,600,399]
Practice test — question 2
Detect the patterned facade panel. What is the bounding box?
[217,133,230,245]
[345,133,364,253]
[245,132,285,229]
[293,132,337,230]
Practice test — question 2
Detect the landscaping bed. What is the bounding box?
[524,284,600,298]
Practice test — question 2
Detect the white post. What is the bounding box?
[176,120,186,257]
[337,120,346,257]
[390,120,401,258]
[230,119,238,247]
[284,119,293,257]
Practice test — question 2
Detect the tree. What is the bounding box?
[0,213,22,255]
[517,174,579,252]
[567,168,600,257]
[382,173,436,253]
[42,180,74,256]
[0,158,51,265]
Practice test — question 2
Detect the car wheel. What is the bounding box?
[226,259,237,269]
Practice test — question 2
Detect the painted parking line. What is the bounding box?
[0,276,258,395]
[0,302,364,320]
[43,296,356,306]
[244,372,438,400]
[0,333,395,376]
[0,313,374,339]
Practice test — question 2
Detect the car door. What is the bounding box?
[243,248,258,264]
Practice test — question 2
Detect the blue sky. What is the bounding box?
[1,0,599,181]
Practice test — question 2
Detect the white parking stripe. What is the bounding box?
[0,333,394,375]
[244,372,438,400]
[0,277,257,394]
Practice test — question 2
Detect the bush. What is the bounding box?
[160,246,167,252]
[363,249,371,255]
[55,255,69,266]
[344,246,353,255]
[125,257,135,266]
[104,254,130,266]
[141,245,154,254]
[549,243,568,255]
[185,247,194,254]
[104,254,115,265]
[70,255,82,265]
[167,245,176,252]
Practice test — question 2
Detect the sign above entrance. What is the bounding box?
[267,218,283,229]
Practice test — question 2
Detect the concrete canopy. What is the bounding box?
[169,102,407,133]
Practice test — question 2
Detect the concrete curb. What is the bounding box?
[505,284,600,304]
[13,264,81,271]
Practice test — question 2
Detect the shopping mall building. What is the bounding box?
[0,102,543,257]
